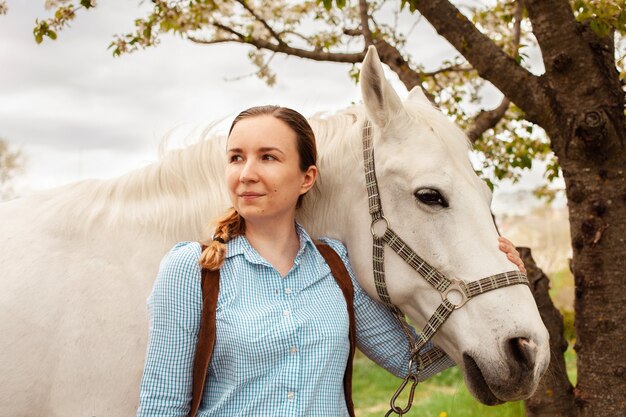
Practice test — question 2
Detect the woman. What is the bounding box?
[137,105,525,416]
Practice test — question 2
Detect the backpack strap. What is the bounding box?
[314,241,356,417]
[189,246,220,417]
[189,242,356,417]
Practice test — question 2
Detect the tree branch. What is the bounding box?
[234,0,285,45]
[281,29,313,44]
[523,0,583,73]
[187,36,237,46]
[523,0,611,103]
[373,40,422,91]
[409,0,548,126]
[190,26,366,63]
[512,0,523,48]
[467,98,511,143]
[343,28,361,37]
[359,0,373,46]
[425,64,473,76]
[466,0,523,142]
[210,22,246,40]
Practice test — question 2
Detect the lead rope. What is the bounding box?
[361,121,529,416]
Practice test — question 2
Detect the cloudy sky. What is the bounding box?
[1,0,555,213]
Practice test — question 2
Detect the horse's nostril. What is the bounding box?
[508,337,537,371]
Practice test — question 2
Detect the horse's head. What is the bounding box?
[344,47,549,405]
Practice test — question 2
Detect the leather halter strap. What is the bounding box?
[361,121,529,416]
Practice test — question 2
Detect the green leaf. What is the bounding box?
[336,0,346,9]
[322,0,332,11]
[47,29,57,40]
[80,0,95,9]
[33,20,46,44]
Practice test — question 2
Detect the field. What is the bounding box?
[352,206,576,417]
[352,344,577,417]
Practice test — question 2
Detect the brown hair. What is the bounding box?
[199,105,318,270]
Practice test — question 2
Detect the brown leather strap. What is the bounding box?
[189,242,355,417]
[315,241,356,417]
[189,246,220,417]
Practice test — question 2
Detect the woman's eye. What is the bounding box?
[262,154,277,161]
[229,155,243,163]
[414,188,449,208]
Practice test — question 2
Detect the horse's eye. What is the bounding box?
[414,188,449,208]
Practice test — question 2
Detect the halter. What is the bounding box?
[361,121,529,416]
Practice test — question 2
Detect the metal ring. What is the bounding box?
[441,280,469,309]
[370,216,389,239]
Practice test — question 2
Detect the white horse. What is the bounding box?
[0,47,548,416]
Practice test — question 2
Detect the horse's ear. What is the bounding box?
[407,86,430,104]
[360,46,406,128]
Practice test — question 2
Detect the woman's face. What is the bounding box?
[226,115,317,226]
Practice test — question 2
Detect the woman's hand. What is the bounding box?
[498,236,526,274]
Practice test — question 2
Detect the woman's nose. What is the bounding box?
[240,160,259,182]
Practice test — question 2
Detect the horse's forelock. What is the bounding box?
[402,100,475,177]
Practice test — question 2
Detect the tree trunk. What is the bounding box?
[536,23,626,415]
[520,247,576,417]
[559,137,626,417]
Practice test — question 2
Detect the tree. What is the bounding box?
[32,1,626,415]
[0,139,23,201]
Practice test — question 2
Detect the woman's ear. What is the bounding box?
[300,165,318,195]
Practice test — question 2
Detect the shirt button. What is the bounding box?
[287,391,294,400]
[285,288,292,295]
[283,309,290,317]
[290,346,297,354]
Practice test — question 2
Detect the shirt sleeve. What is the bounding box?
[137,242,203,417]
[319,238,456,381]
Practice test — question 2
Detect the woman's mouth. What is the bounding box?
[239,192,264,200]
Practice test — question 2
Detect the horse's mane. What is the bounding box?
[40,129,229,240]
[35,101,472,240]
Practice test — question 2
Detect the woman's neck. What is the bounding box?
[244,217,301,277]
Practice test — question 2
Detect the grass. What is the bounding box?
[353,352,525,417]
[353,267,578,416]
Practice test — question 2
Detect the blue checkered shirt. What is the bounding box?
[137,224,454,416]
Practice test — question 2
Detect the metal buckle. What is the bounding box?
[441,280,469,309]
[370,216,389,239]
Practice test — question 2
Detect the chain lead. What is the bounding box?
[384,373,419,416]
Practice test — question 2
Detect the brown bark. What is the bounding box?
[467,98,510,143]
[521,2,626,415]
[358,0,373,46]
[560,130,626,417]
[520,247,576,417]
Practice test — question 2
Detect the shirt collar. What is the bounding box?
[225,222,316,267]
